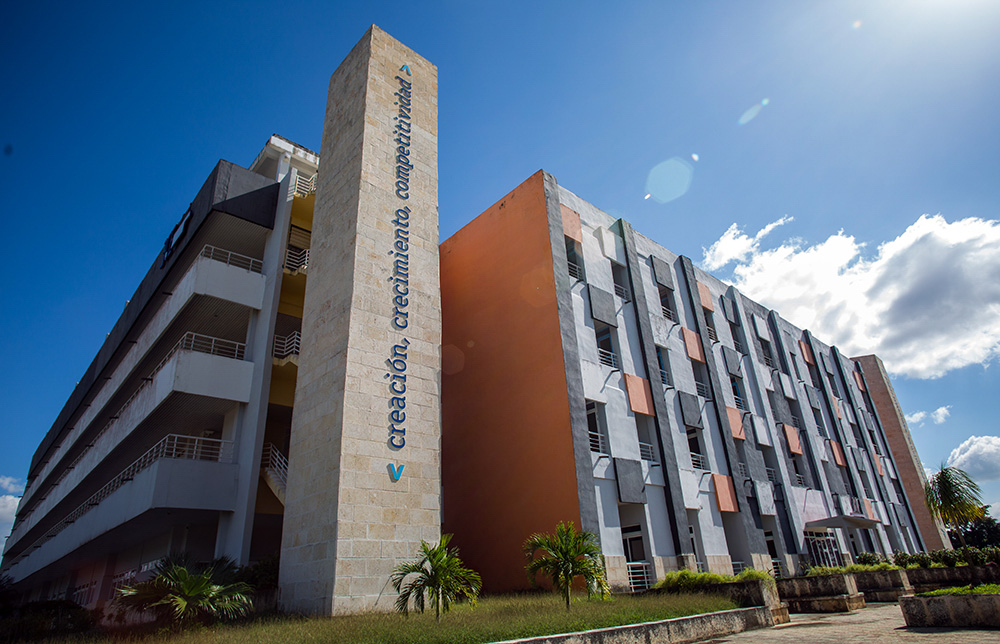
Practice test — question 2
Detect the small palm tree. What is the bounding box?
[925,465,985,547]
[390,534,481,623]
[523,521,609,611]
[115,561,253,626]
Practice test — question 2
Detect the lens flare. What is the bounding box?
[644,193,651,200]
[738,98,770,125]
[645,157,694,204]
[691,153,699,162]
[852,20,862,29]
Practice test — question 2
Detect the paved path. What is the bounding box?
[705,604,998,643]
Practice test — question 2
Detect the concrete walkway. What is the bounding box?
[704,603,998,643]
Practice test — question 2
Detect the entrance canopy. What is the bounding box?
[805,514,879,530]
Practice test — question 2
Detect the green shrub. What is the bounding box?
[652,569,730,592]
[734,568,777,590]
[855,552,888,566]
[892,551,912,568]
[910,552,933,568]
[959,546,987,566]
[919,584,1000,596]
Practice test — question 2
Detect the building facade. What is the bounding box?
[1,26,442,616]
[441,171,930,593]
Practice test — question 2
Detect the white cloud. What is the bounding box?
[947,435,1000,482]
[905,405,951,426]
[701,216,793,271]
[701,214,1000,379]
[0,476,23,495]
[930,406,952,424]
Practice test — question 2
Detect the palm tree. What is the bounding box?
[390,534,481,623]
[523,521,609,611]
[115,561,253,626]
[925,465,985,547]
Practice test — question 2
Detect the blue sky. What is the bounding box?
[2,0,1000,540]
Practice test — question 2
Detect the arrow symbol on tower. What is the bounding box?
[388,463,405,481]
[400,64,412,76]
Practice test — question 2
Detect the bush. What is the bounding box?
[892,551,912,568]
[919,584,1000,596]
[0,599,94,642]
[855,552,888,566]
[652,570,730,592]
[734,568,777,590]
[959,546,987,566]
[910,552,933,568]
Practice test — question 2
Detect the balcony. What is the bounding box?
[734,338,745,354]
[200,245,263,273]
[589,430,610,455]
[627,561,653,592]
[765,467,778,483]
[732,560,747,575]
[598,348,619,369]
[737,462,748,479]
[293,173,317,197]
[695,381,711,398]
[284,248,310,273]
[734,395,748,412]
[794,474,808,487]
[273,331,301,360]
[261,443,288,504]
[6,435,234,575]
[763,353,777,369]
[706,326,718,342]
[771,558,786,578]
[690,452,710,471]
[661,306,677,322]
[614,283,630,302]
[567,261,585,282]
[660,369,672,387]
[790,415,802,429]
[639,441,657,463]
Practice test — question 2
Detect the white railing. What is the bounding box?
[763,353,776,369]
[284,248,310,273]
[770,558,785,578]
[627,562,653,592]
[614,283,630,301]
[567,261,585,282]
[696,561,709,573]
[273,331,301,359]
[690,452,710,471]
[639,441,657,463]
[765,467,777,483]
[9,435,232,566]
[706,326,718,342]
[661,306,677,322]
[261,443,289,490]
[734,338,744,354]
[294,173,317,197]
[695,381,711,398]
[732,561,747,575]
[201,245,263,273]
[795,474,807,487]
[660,369,672,387]
[734,395,748,412]
[598,348,619,369]
[846,496,864,515]
[790,415,802,429]
[20,333,245,527]
[589,430,610,455]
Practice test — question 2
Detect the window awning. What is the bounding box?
[805,514,879,530]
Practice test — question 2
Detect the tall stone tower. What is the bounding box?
[279,25,440,615]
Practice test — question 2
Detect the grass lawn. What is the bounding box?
[91,592,736,644]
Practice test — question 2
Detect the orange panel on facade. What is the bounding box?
[799,340,815,365]
[783,424,802,455]
[853,371,866,392]
[874,457,884,477]
[698,282,715,311]
[864,498,877,520]
[560,204,582,243]
[712,474,739,513]
[830,440,847,467]
[726,406,745,440]
[682,328,706,363]
[624,373,655,416]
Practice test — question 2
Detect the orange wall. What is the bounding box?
[440,171,582,592]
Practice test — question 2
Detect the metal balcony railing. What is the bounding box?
[790,415,802,429]
[734,338,745,354]
[661,306,677,322]
[734,395,748,412]
[765,467,778,483]
[284,248,310,273]
[737,462,748,479]
[627,562,653,593]
[771,558,785,578]
[706,326,718,342]
[567,261,584,282]
[598,348,619,369]
[201,245,263,273]
[732,561,747,575]
[273,331,302,359]
[589,430,610,455]
[294,173,317,197]
[763,353,777,369]
[847,496,864,515]
[695,381,711,398]
[690,452,710,471]
[660,369,672,387]
[696,561,709,573]
[614,283,630,301]
[19,332,246,526]
[8,435,232,567]
[639,441,657,463]
[795,474,808,487]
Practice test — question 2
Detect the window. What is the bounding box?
[687,429,709,470]
[730,322,745,354]
[655,346,672,387]
[595,323,618,369]
[566,237,585,281]
[731,376,747,411]
[759,339,777,369]
[812,407,827,438]
[658,285,677,322]
[622,525,646,563]
[611,261,630,301]
[636,416,658,463]
[704,310,718,342]
[693,361,711,399]
[587,400,609,454]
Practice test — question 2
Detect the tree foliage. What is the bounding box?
[924,465,985,546]
[523,521,609,611]
[390,534,481,623]
[950,507,1000,548]
[114,559,253,627]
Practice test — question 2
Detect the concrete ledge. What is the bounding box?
[492,606,773,644]
[853,569,912,603]
[904,565,1000,594]
[786,593,866,613]
[900,594,1000,628]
